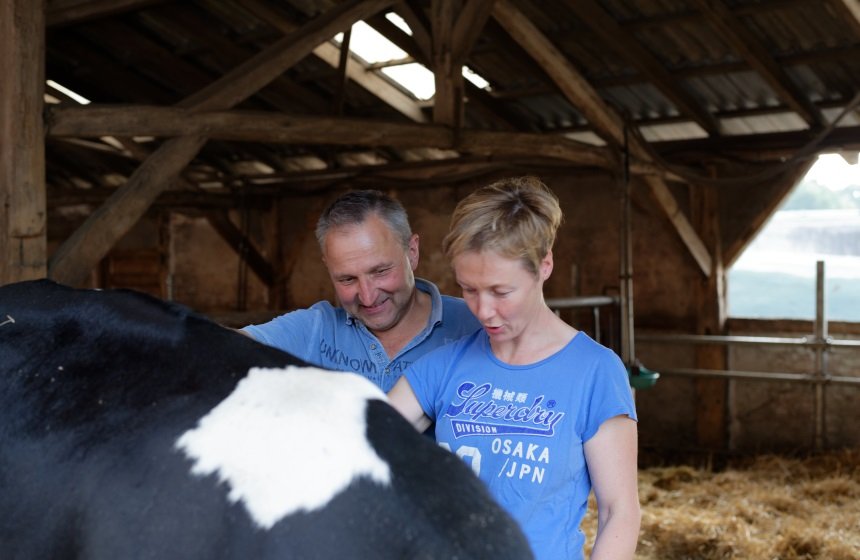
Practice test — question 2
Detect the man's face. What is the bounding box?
[323,214,419,334]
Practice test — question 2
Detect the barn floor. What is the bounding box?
[582,451,860,559]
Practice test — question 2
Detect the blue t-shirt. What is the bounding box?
[406,331,637,560]
[242,279,480,392]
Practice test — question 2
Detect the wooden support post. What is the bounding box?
[691,183,728,451]
[1,0,47,283]
[431,0,462,127]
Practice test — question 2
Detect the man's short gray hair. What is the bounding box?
[315,190,412,250]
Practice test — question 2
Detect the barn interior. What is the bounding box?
[3,0,860,487]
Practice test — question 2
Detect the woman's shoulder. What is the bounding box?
[414,329,485,367]
[566,332,625,367]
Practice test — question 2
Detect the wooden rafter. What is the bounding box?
[47,106,621,170]
[492,0,712,276]
[46,0,167,27]
[78,20,216,99]
[179,0,396,111]
[451,0,495,66]
[48,0,396,286]
[46,34,175,104]
[830,0,860,38]
[562,0,721,137]
[155,3,332,115]
[492,0,626,148]
[392,0,433,61]
[689,0,825,129]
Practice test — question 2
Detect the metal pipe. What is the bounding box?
[619,125,635,365]
[813,261,827,450]
[636,333,860,350]
[637,333,811,347]
[830,339,860,348]
[546,295,619,309]
[658,367,860,386]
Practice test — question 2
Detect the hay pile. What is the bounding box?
[582,451,860,559]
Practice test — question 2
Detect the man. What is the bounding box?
[242,190,480,392]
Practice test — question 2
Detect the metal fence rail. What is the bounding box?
[635,261,859,449]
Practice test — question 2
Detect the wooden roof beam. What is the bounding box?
[179,0,395,111]
[562,0,722,137]
[48,105,687,177]
[76,19,217,99]
[48,0,395,285]
[391,0,433,61]
[46,34,176,104]
[451,0,495,66]
[492,0,712,276]
[154,3,332,115]
[46,0,167,28]
[690,0,825,130]
[830,0,860,38]
[491,0,626,148]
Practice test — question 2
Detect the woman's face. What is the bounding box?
[452,249,551,344]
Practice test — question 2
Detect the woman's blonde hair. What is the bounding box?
[443,176,562,275]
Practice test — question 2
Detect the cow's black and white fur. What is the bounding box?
[0,280,532,560]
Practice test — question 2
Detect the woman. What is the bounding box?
[388,176,640,559]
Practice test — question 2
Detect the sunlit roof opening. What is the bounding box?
[46,80,91,105]
[728,153,860,321]
[463,66,491,90]
[384,12,412,35]
[333,17,492,102]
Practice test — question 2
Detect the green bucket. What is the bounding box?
[627,363,660,390]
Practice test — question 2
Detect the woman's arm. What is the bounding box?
[584,415,641,559]
[387,376,433,433]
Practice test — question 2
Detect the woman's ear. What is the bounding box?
[539,250,554,280]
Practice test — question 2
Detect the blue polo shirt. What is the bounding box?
[242,279,480,391]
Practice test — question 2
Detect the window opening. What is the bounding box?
[333,17,492,101]
[728,153,860,321]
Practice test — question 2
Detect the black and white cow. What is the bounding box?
[0,280,532,560]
